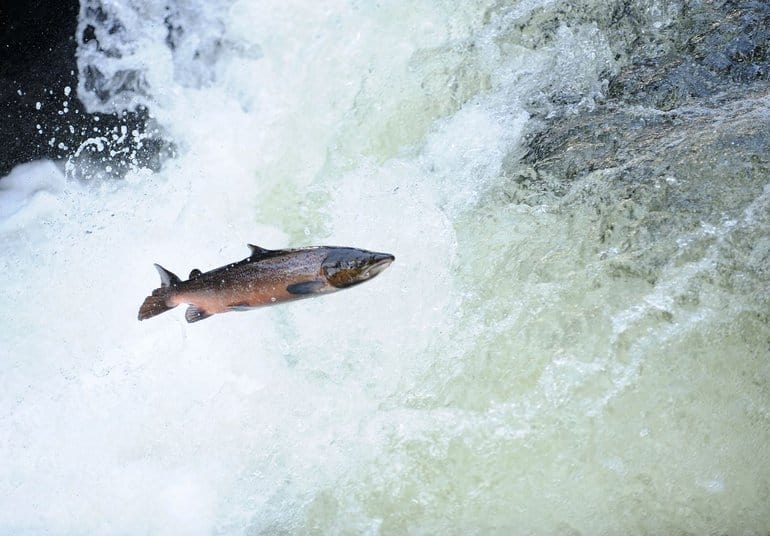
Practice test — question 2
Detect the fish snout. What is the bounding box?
[366,253,395,277]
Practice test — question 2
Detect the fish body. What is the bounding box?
[138,244,394,323]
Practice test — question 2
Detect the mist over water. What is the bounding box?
[2,0,769,533]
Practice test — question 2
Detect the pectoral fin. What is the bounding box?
[228,302,254,312]
[286,280,326,295]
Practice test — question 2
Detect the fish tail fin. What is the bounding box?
[137,264,180,321]
[138,287,177,320]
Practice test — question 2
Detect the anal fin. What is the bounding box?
[185,305,212,323]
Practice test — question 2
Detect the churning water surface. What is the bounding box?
[1,0,769,533]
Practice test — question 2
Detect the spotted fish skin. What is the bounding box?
[138,244,394,323]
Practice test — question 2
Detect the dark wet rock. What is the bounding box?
[0,1,170,178]
[505,0,768,113]
[608,0,770,110]
[515,84,769,283]
[511,0,770,306]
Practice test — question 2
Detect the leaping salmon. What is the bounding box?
[138,244,395,323]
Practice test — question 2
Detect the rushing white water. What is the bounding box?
[2,0,769,533]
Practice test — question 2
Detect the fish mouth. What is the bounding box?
[365,253,395,277]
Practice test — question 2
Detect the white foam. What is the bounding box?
[0,161,65,232]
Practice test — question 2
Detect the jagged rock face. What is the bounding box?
[608,0,770,109]
[510,1,769,308]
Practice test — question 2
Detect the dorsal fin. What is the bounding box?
[247,244,273,258]
[189,269,202,279]
[154,263,181,288]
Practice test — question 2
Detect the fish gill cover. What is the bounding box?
[0,0,768,533]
